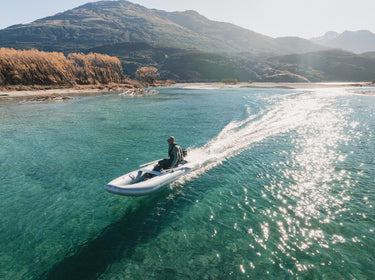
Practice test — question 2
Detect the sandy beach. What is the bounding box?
[0,86,165,101]
[1,82,374,100]
[0,87,121,99]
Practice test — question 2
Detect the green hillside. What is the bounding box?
[86,42,314,83]
[88,42,258,82]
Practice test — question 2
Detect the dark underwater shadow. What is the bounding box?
[38,161,224,280]
[38,187,175,280]
[32,140,267,280]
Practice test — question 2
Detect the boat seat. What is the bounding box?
[147,170,162,176]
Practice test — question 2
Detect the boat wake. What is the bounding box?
[177,90,339,185]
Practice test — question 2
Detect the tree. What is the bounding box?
[135,67,160,86]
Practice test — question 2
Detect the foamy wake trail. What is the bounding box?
[176,91,330,184]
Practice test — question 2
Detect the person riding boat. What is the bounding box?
[153,136,184,171]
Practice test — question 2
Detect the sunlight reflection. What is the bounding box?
[171,88,365,278]
[259,89,358,272]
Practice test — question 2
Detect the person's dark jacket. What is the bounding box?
[169,143,183,167]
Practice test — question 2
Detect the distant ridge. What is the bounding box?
[361,51,375,58]
[311,30,375,54]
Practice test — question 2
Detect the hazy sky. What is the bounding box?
[0,0,374,38]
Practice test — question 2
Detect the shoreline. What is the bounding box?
[173,82,373,90]
[0,84,140,101]
[172,82,375,95]
[1,82,374,100]
[0,87,114,99]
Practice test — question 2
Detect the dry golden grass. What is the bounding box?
[0,48,124,86]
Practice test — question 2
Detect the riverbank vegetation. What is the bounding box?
[0,48,176,91]
[0,48,125,86]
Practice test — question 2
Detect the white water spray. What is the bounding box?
[178,89,339,184]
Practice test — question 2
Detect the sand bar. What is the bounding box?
[1,82,374,100]
[173,82,372,90]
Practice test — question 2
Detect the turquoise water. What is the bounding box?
[0,86,374,279]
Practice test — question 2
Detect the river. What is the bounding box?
[0,85,374,279]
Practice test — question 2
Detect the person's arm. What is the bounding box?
[170,146,179,167]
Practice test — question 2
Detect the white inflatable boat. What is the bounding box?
[105,160,196,196]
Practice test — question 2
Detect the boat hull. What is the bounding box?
[105,163,193,196]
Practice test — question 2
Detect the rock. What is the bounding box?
[119,88,159,96]
[28,94,72,102]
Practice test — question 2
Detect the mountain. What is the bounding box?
[311,30,375,54]
[0,1,207,52]
[0,0,325,55]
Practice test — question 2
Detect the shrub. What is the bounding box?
[221,78,238,85]
[135,66,160,86]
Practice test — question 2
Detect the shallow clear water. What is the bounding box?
[0,86,374,279]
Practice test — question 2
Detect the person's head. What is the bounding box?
[167,136,175,144]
